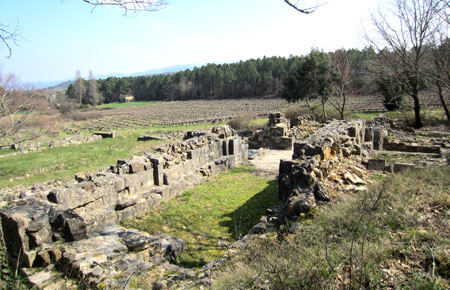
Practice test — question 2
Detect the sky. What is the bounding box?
[0,0,380,83]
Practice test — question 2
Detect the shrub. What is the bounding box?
[283,106,311,122]
[58,101,76,114]
[227,112,253,130]
[376,75,404,111]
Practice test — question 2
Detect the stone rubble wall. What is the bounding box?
[248,112,320,150]
[0,125,247,288]
[278,119,386,219]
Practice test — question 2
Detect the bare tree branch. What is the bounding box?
[284,0,324,14]
[81,0,168,14]
[0,22,20,58]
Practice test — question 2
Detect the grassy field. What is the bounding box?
[123,166,278,269]
[214,166,450,289]
[0,123,222,188]
[94,101,158,110]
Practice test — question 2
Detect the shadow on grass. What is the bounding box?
[219,179,278,240]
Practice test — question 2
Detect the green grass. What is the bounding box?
[250,117,268,128]
[214,167,450,289]
[123,166,278,269]
[0,123,223,188]
[0,148,14,156]
[94,101,158,110]
[346,110,386,120]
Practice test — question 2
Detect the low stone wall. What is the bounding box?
[278,120,385,219]
[0,125,247,288]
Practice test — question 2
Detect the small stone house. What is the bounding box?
[119,95,135,103]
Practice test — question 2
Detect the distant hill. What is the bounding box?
[31,64,201,90]
[46,80,74,91]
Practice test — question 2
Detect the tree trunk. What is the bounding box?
[412,92,423,128]
[436,80,450,122]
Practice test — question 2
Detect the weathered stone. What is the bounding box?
[93,131,115,138]
[129,162,147,173]
[344,172,365,185]
[211,125,235,139]
[114,178,126,192]
[367,159,386,171]
[314,182,331,202]
[0,199,53,262]
[49,208,88,242]
[119,231,162,253]
[372,127,386,150]
[115,197,137,210]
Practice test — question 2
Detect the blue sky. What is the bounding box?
[0,0,379,83]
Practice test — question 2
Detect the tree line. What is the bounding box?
[66,50,378,104]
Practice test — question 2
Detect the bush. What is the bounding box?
[227,112,253,130]
[283,106,311,122]
[58,101,76,114]
[376,75,404,111]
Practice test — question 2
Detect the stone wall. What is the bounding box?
[278,119,385,219]
[0,125,247,288]
[248,112,320,150]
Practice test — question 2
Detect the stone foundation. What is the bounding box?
[0,125,247,288]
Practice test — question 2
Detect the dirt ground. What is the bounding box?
[249,149,292,178]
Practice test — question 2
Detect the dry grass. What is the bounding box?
[213,167,450,289]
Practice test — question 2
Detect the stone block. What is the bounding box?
[115,178,126,192]
[365,127,373,142]
[279,137,294,150]
[150,157,164,186]
[49,208,88,242]
[129,162,147,174]
[373,127,386,150]
[367,159,386,171]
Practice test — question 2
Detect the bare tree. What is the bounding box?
[329,49,354,120]
[428,1,450,121]
[368,0,442,128]
[87,70,100,106]
[81,0,168,13]
[74,70,86,105]
[0,71,34,144]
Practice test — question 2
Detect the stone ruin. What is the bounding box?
[277,117,449,220]
[248,112,320,150]
[278,119,379,219]
[0,125,247,289]
[1,113,448,289]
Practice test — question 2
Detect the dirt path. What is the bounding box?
[249,149,292,178]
